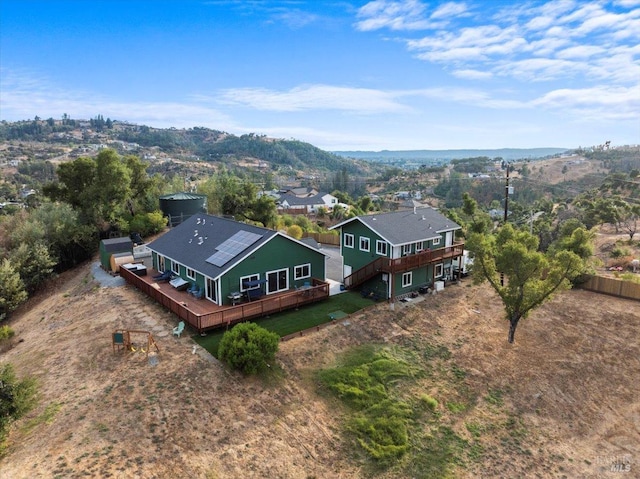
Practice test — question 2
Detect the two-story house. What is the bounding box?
[330,207,463,300]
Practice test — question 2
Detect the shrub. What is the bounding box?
[0,363,38,442]
[610,246,630,258]
[0,325,14,342]
[218,322,279,375]
[286,224,303,239]
[420,394,438,412]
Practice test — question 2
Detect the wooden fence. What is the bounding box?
[303,232,340,246]
[578,275,640,301]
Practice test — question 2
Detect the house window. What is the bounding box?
[266,268,288,294]
[294,263,311,280]
[376,240,388,256]
[435,263,443,277]
[360,237,370,252]
[344,233,354,248]
[157,255,166,272]
[402,244,412,256]
[186,267,195,280]
[206,277,217,303]
[171,261,179,275]
[415,241,424,252]
[240,274,260,292]
[432,237,441,246]
[402,272,413,288]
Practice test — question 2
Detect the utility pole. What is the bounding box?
[501,164,510,286]
[503,163,510,223]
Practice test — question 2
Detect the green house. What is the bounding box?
[330,207,463,300]
[147,214,326,306]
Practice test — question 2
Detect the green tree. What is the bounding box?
[203,172,276,227]
[0,259,28,322]
[218,322,280,374]
[0,363,38,442]
[618,203,640,241]
[43,149,155,232]
[9,242,56,294]
[467,224,584,343]
[129,211,167,237]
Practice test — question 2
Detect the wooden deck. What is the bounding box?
[344,242,465,289]
[119,266,330,334]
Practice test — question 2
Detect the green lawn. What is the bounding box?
[193,291,376,357]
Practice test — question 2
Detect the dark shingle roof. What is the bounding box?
[147,214,277,279]
[101,237,133,253]
[278,192,327,206]
[332,207,460,246]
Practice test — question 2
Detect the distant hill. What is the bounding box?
[334,148,569,162]
[0,120,369,175]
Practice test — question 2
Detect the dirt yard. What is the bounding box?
[0,258,638,478]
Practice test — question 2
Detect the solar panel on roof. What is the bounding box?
[205,230,263,267]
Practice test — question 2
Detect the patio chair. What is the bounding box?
[173,321,185,338]
[187,282,198,294]
[152,271,172,282]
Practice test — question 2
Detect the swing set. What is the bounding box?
[112,329,160,358]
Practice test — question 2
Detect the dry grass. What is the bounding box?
[0,257,638,478]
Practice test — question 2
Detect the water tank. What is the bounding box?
[159,192,207,227]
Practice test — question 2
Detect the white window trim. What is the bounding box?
[432,237,441,246]
[402,272,413,288]
[360,237,370,252]
[294,263,311,280]
[266,268,289,294]
[186,267,195,280]
[171,261,180,275]
[415,241,424,252]
[435,263,444,278]
[402,244,412,255]
[240,273,260,292]
[344,233,354,248]
[376,240,388,256]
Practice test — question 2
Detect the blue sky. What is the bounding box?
[1,0,638,151]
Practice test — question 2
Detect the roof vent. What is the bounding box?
[372,217,376,220]
[197,237,204,245]
[421,215,425,220]
[196,218,201,225]
[413,206,417,214]
[189,238,193,244]
[194,229,198,236]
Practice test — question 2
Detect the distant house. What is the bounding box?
[277,191,338,214]
[330,207,463,300]
[147,214,327,306]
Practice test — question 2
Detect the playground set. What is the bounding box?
[112,329,160,358]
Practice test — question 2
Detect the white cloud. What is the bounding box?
[531,84,640,120]
[355,0,433,31]
[451,69,493,80]
[218,84,412,113]
[0,69,233,129]
[555,45,605,59]
[430,2,468,20]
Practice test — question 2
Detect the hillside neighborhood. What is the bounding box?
[0,119,638,478]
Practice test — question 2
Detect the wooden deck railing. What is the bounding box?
[344,242,465,289]
[120,267,329,333]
